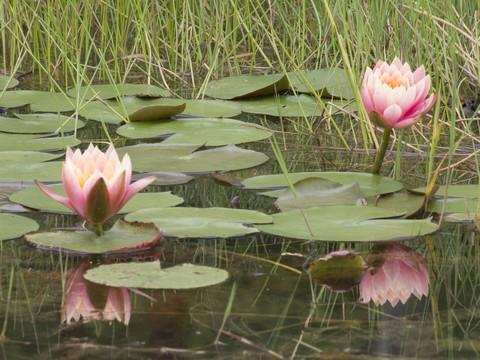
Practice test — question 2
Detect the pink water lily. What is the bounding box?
[35,143,156,233]
[361,57,437,129]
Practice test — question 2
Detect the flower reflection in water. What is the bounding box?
[359,243,429,307]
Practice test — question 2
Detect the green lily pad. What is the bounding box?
[205,74,290,100]
[256,206,439,242]
[117,117,272,146]
[443,213,478,223]
[10,183,184,213]
[0,113,85,134]
[84,261,229,289]
[426,197,480,214]
[413,185,480,199]
[116,143,269,173]
[0,133,79,151]
[234,94,356,117]
[0,90,76,111]
[0,76,19,90]
[274,178,363,211]
[243,172,402,197]
[125,207,273,238]
[132,171,194,186]
[25,219,162,254]
[0,151,63,182]
[309,250,365,291]
[129,102,186,122]
[66,83,171,100]
[287,68,354,99]
[183,99,241,117]
[366,192,426,218]
[0,213,39,240]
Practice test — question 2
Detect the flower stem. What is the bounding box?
[371,128,392,175]
[93,224,104,236]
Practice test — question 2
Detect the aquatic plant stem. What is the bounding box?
[93,224,104,237]
[371,128,392,175]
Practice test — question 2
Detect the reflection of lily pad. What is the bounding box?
[205,74,290,100]
[243,172,402,197]
[288,68,354,99]
[0,213,39,240]
[0,133,79,151]
[256,206,438,242]
[0,151,63,182]
[0,76,19,90]
[0,114,85,133]
[234,94,356,117]
[66,83,170,99]
[117,143,269,173]
[183,99,241,117]
[84,261,229,289]
[26,219,162,254]
[126,207,272,238]
[10,184,183,213]
[274,178,363,211]
[117,117,272,146]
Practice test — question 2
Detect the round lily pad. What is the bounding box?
[0,76,19,90]
[256,206,439,242]
[125,207,273,238]
[0,114,85,134]
[0,133,79,151]
[116,143,269,173]
[131,172,193,186]
[116,117,272,146]
[0,213,39,240]
[287,68,354,99]
[84,261,229,289]
[25,219,162,254]
[66,83,171,100]
[365,192,425,218]
[10,184,183,213]
[413,185,480,199]
[183,99,241,117]
[0,90,75,111]
[205,73,290,100]
[0,151,63,182]
[242,172,402,197]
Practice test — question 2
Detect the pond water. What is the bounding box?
[0,86,479,359]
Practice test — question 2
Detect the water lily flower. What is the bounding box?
[359,244,429,307]
[361,57,437,129]
[35,143,157,235]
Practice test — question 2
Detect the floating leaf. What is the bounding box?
[205,74,290,100]
[66,83,171,99]
[274,178,363,211]
[0,151,62,182]
[256,206,438,242]
[309,250,365,291]
[0,76,19,90]
[234,94,356,117]
[0,213,39,240]
[183,99,241,117]
[243,172,401,197]
[0,90,74,110]
[129,102,186,122]
[116,143,269,173]
[84,262,229,289]
[125,207,272,238]
[366,192,425,218]
[443,213,478,223]
[0,114,85,134]
[426,198,479,214]
[10,184,183,213]
[117,117,272,146]
[288,68,354,99]
[26,219,162,254]
[413,185,480,199]
[0,133,79,151]
[132,172,193,186]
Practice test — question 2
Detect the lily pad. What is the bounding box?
[256,206,439,242]
[243,172,402,197]
[25,219,162,254]
[10,184,183,213]
[0,113,84,134]
[66,83,171,100]
[0,90,75,111]
[129,102,186,122]
[116,117,272,146]
[413,185,480,199]
[0,133,79,151]
[274,178,363,211]
[0,76,19,90]
[183,99,241,118]
[426,197,479,214]
[443,213,479,223]
[287,68,354,99]
[84,261,229,289]
[125,207,273,238]
[309,250,365,291]
[366,192,426,218]
[0,151,63,182]
[205,74,290,100]
[0,213,39,240]
[234,94,356,117]
[116,143,269,173]
[132,172,194,186]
